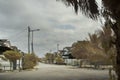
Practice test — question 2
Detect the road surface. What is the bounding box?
[0,63,109,80]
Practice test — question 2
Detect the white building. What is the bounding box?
[0,39,22,71]
[0,55,10,70]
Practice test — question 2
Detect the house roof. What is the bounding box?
[62,53,75,59]
[0,46,12,55]
[63,47,71,51]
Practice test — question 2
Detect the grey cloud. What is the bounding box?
[0,0,101,57]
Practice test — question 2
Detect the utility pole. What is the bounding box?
[28,26,40,54]
[30,29,40,53]
[31,31,34,54]
[57,43,59,52]
[28,26,30,54]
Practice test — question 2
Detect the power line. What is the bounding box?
[5,27,28,52]
[7,27,28,40]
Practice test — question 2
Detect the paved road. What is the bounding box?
[0,63,109,80]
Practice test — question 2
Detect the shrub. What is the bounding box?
[23,53,38,69]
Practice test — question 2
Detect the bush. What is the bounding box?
[23,53,38,69]
[55,56,64,64]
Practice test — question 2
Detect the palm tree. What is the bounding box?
[87,33,108,68]
[59,0,99,19]
[99,23,116,69]
[99,22,115,54]
[58,0,120,79]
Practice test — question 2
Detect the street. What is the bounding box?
[0,63,109,80]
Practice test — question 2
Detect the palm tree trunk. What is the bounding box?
[116,38,120,80]
[116,48,120,80]
[112,22,120,80]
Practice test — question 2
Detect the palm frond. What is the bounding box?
[102,0,120,20]
[59,0,99,20]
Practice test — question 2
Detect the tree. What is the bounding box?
[99,23,114,52]
[71,41,88,59]
[100,23,116,65]
[23,53,38,69]
[55,55,64,64]
[3,50,22,70]
[45,53,55,64]
[58,0,120,79]
[72,34,109,68]
[71,41,89,67]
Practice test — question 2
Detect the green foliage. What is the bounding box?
[87,25,116,65]
[3,50,22,61]
[3,50,22,70]
[100,25,114,53]
[71,41,89,59]
[37,57,41,62]
[45,53,55,64]
[23,53,38,69]
[55,55,64,64]
[70,24,115,66]
[44,52,64,64]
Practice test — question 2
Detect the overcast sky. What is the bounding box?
[0,0,102,57]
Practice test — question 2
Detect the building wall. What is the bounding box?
[0,55,10,70]
[64,59,78,65]
[0,55,22,71]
